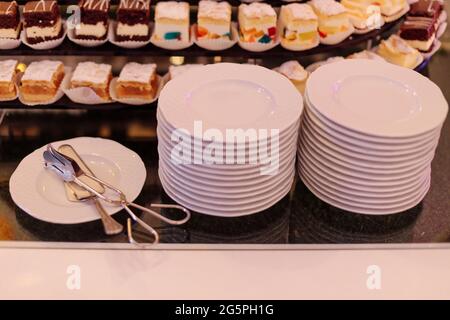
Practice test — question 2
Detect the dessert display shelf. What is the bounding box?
[1,18,400,57]
[12,0,298,6]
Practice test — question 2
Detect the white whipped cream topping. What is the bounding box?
[0,59,17,82]
[22,60,62,82]
[278,60,308,81]
[284,3,317,20]
[118,62,156,83]
[310,0,346,16]
[198,0,231,20]
[240,3,276,18]
[155,1,189,20]
[71,61,111,84]
[385,35,415,54]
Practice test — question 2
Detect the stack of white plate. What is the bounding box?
[157,63,303,217]
[298,59,448,215]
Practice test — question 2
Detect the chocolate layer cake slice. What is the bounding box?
[76,0,110,40]
[0,1,20,39]
[116,0,151,41]
[23,0,63,44]
[400,16,436,52]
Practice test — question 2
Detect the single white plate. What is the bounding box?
[159,167,294,217]
[304,103,442,150]
[158,63,303,143]
[306,60,448,138]
[9,137,146,224]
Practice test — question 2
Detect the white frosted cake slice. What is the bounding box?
[279,3,319,49]
[0,59,18,100]
[154,1,190,41]
[116,62,157,100]
[341,0,383,31]
[277,60,309,94]
[20,60,65,102]
[377,35,421,69]
[70,61,112,100]
[197,0,232,40]
[238,2,277,43]
[310,0,352,41]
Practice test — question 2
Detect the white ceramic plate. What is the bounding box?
[9,137,146,224]
[158,63,303,143]
[306,60,448,138]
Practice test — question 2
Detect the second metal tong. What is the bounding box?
[43,144,191,245]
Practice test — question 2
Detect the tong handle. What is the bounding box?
[128,202,191,226]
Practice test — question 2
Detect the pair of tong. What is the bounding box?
[43,144,191,245]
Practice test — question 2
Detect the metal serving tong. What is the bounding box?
[43,144,191,245]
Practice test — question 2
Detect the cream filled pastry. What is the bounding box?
[238,2,277,44]
[377,0,409,21]
[23,1,63,44]
[116,62,158,100]
[377,35,421,68]
[20,60,65,102]
[0,1,21,39]
[70,62,112,100]
[279,3,319,50]
[153,1,190,41]
[310,0,353,45]
[116,0,151,41]
[341,0,383,32]
[0,59,18,100]
[277,60,309,94]
[75,0,110,40]
[197,0,232,40]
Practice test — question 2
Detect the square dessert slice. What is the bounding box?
[310,0,352,40]
[400,16,436,52]
[75,0,110,40]
[276,60,309,94]
[238,2,277,43]
[20,60,65,102]
[197,0,232,40]
[0,59,18,100]
[154,1,190,41]
[70,62,112,100]
[116,0,151,41]
[279,3,319,48]
[340,0,382,31]
[377,35,421,69]
[0,1,21,39]
[169,64,204,80]
[116,62,157,100]
[23,1,63,44]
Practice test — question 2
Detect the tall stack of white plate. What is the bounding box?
[298,59,448,215]
[157,63,303,216]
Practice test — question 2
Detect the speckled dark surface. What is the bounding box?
[0,40,449,245]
